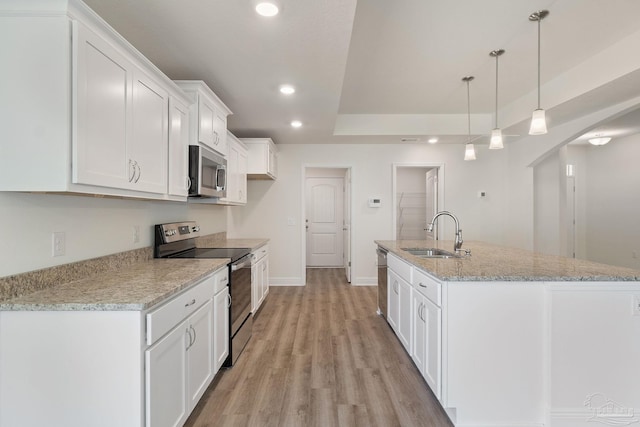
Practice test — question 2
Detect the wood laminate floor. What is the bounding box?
[184,268,454,427]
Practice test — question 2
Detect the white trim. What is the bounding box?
[351,277,377,286]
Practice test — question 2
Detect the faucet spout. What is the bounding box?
[426,211,464,253]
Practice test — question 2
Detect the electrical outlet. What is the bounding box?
[133,225,140,244]
[633,295,640,316]
[52,232,65,257]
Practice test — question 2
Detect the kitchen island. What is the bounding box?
[376,240,640,427]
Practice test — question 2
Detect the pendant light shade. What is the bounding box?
[489,49,505,149]
[462,76,476,161]
[490,128,503,149]
[529,108,548,135]
[464,143,477,160]
[529,10,549,135]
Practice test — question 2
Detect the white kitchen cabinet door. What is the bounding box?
[213,286,230,372]
[130,69,168,194]
[412,290,427,376]
[186,300,214,410]
[168,96,190,197]
[423,296,442,399]
[73,21,131,189]
[145,319,189,427]
[198,96,227,156]
[251,246,270,313]
[397,275,412,353]
[238,146,248,203]
[198,95,216,150]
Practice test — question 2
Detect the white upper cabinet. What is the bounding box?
[174,80,232,158]
[167,95,191,199]
[0,0,188,200]
[241,138,278,180]
[219,132,248,205]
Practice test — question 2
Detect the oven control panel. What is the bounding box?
[156,221,202,244]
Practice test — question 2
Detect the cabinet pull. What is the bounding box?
[227,294,232,308]
[134,163,141,183]
[185,298,196,307]
[128,159,135,182]
[213,130,219,145]
[186,327,193,350]
[419,282,427,288]
[190,325,197,347]
[186,176,192,191]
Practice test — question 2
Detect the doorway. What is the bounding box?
[303,167,352,283]
[393,164,445,240]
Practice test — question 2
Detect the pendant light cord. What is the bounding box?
[466,80,471,143]
[537,17,541,109]
[495,54,499,127]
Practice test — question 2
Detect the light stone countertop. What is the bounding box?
[0,258,228,311]
[196,237,268,251]
[376,240,640,282]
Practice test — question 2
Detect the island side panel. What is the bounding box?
[444,282,546,426]
[548,283,640,426]
[0,310,144,427]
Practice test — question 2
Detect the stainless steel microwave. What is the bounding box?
[188,145,227,198]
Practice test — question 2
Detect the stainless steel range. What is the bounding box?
[154,221,252,367]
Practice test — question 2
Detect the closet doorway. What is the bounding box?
[393,164,445,240]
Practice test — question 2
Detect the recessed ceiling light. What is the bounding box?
[428,137,438,144]
[255,2,279,17]
[291,120,302,128]
[279,85,295,95]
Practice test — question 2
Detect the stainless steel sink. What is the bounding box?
[401,247,459,258]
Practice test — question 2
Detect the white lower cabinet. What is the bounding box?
[0,267,226,427]
[387,254,413,353]
[145,318,189,427]
[251,245,270,313]
[213,282,230,371]
[411,289,441,400]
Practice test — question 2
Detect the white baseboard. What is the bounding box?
[352,277,377,286]
[270,277,304,286]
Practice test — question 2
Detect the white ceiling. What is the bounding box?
[83,0,640,145]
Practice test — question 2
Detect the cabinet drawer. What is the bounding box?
[146,273,215,345]
[388,253,412,283]
[252,244,269,263]
[413,268,441,306]
[212,266,229,294]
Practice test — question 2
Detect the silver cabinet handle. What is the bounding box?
[186,176,192,191]
[185,298,196,307]
[213,130,219,145]
[227,294,232,308]
[190,325,196,347]
[419,282,426,288]
[185,327,193,350]
[129,159,136,182]
[134,163,141,183]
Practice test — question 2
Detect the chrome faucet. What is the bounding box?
[426,211,463,253]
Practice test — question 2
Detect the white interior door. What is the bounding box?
[425,168,438,240]
[343,169,352,282]
[306,177,344,267]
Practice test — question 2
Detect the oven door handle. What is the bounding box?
[231,257,252,271]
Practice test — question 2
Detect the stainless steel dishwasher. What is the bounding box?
[376,247,388,318]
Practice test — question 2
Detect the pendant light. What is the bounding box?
[462,76,476,161]
[528,10,549,135]
[489,49,505,149]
